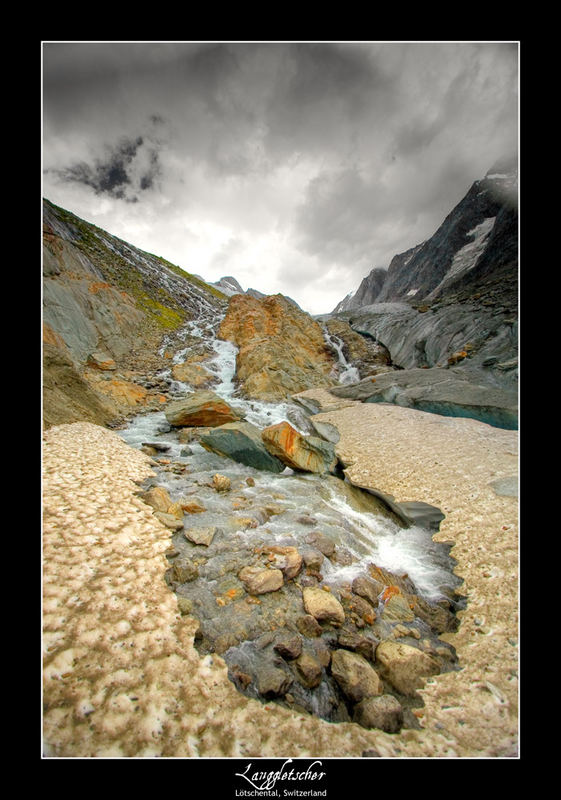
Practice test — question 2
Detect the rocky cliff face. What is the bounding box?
[327,159,518,408]
[333,158,518,311]
[43,199,228,427]
[218,293,336,401]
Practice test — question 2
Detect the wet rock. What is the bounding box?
[301,548,325,572]
[262,421,337,474]
[306,532,335,557]
[381,593,416,623]
[330,649,383,703]
[167,502,185,519]
[353,694,404,733]
[239,566,284,595]
[200,421,285,473]
[173,558,199,583]
[164,390,241,428]
[348,594,377,624]
[293,651,323,689]
[141,441,171,452]
[337,630,379,661]
[184,526,218,547]
[140,485,173,513]
[297,515,318,527]
[154,511,184,530]
[171,360,214,388]
[176,595,193,615]
[273,632,303,660]
[303,587,345,625]
[254,662,293,698]
[352,576,382,605]
[264,546,303,580]
[212,474,231,492]
[331,547,355,566]
[375,640,440,696]
[296,614,323,638]
[181,500,206,514]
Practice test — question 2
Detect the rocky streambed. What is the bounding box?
[115,315,466,735]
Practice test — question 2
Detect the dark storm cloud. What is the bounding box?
[51,135,162,202]
[42,41,518,313]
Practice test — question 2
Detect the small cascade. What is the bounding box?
[323,329,361,385]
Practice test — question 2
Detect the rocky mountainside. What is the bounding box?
[42,198,229,427]
[333,157,518,311]
[217,293,335,402]
[324,158,518,426]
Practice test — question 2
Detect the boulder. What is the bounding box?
[173,558,199,583]
[239,566,284,595]
[264,546,303,580]
[375,640,440,696]
[294,651,323,688]
[212,474,231,492]
[171,361,214,388]
[352,576,383,607]
[273,632,303,660]
[353,694,404,733]
[330,649,383,703]
[184,527,217,547]
[164,390,241,428]
[261,421,337,474]
[254,662,293,698]
[302,587,345,625]
[200,421,285,473]
[140,486,173,513]
[154,512,184,531]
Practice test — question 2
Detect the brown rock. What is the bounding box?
[295,614,323,638]
[171,361,214,388]
[264,546,303,580]
[352,576,383,607]
[330,649,383,702]
[181,500,206,514]
[294,651,323,688]
[217,293,335,402]
[375,640,440,696]
[239,566,284,595]
[273,632,303,660]
[164,390,241,428]
[306,532,336,557]
[87,351,117,370]
[353,694,404,732]
[184,526,217,546]
[261,421,337,474]
[212,474,231,493]
[141,486,173,513]
[303,587,345,625]
[154,511,184,531]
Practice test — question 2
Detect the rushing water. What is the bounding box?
[117,312,463,725]
[119,312,462,601]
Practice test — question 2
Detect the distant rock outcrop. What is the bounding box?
[42,199,228,428]
[332,158,518,311]
[218,293,336,401]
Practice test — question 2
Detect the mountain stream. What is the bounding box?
[117,311,464,729]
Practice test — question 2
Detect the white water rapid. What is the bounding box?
[118,312,461,603]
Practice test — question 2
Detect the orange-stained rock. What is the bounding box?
[261,421,337,474]
[165,391,241,428]
[87,351,117,370]
[218,293,336,401]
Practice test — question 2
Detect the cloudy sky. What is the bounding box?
[42,41,518,314]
